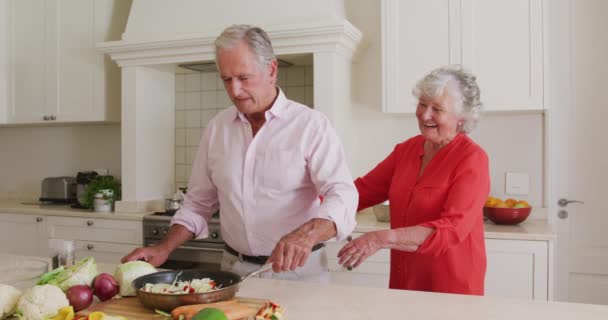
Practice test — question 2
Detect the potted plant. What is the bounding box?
[82,175,121,211]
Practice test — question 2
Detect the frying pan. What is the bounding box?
[132,264,272,311]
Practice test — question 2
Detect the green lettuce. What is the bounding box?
[37,257,98,291]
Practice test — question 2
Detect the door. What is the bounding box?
[550,0,608,304]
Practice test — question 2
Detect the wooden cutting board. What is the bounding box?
[77,297,269,320]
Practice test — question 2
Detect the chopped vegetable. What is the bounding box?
[142,278,216,295]
[255,301,285,320]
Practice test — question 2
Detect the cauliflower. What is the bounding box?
[0,284,21,319]
[16,285,69,320]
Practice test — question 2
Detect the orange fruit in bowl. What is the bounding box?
[485,196,499,207]
[493,200,508,208]
[504,198,517,208]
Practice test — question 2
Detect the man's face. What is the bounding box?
[217,41,278,116]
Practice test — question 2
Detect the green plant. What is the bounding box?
[82,176,121,209]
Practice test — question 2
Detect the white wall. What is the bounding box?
[0,125,121,201]
[0,1,544,215]
[343,1,544,215]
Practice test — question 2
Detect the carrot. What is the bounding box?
[221,304,258,320]
[171,300,238,319]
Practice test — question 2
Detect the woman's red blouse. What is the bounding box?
[355,134,490,295]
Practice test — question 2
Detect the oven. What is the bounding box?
[143,212,226,270]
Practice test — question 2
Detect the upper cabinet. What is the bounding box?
[2,0,129,124]
[382,0,545,113]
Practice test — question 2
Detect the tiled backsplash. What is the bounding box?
[174,66,314,189]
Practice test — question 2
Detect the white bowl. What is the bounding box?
[0,255,49,289]
[373,204,390,222]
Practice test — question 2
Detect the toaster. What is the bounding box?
[40,177,77,203]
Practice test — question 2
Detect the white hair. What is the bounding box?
[214,24,276,69]
[412,65,482,133]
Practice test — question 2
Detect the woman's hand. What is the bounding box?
[337,231,386,269]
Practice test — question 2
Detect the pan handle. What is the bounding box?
[240,263,273,282]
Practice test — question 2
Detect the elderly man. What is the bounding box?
[122,25,358,282]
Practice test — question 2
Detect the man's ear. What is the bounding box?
[268,59,278,84]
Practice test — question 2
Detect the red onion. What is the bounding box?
[66,285,93,312]
[93,273,120,301]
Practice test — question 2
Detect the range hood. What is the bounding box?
[98,0,362,212]
[179,59,293,73]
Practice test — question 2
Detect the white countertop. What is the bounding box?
[24,259,608,320]
[238,277,607,320]
[355,208,555,241]
[0,201,150,221]
[0,200,555,241]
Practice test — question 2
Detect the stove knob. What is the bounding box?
[152,228,159,235]
[211,231,219,239]
[162,228,168,236]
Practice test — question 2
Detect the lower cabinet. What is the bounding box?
[485,238,551,300]
[326,232,552,301]
[0,212,142,265]
[47,216,143,264]
[73,240,139,264]
[0,213,48,257]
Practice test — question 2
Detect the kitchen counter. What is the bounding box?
[0,200,149,221]
[0,200,556,241]
[237,277,608,319]
[355,208,555,241]
[13,256,608,320]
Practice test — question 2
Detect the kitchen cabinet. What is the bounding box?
[485,238,550,300]
[382,0,545,113]
[0,213,48,257]
[47,216,142,263]
[48,216,143,263]
[327,231,551,300]
[73,240,139,264]
[47,215,142,241]
[0,212,142,264]
[2,0,125,124]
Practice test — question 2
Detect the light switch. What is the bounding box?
[505,172,529,195]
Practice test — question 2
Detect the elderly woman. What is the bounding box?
[338,65,489,295]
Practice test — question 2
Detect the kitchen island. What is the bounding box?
[236,277,608,319]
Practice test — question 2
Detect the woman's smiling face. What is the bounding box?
[416,89,464,147]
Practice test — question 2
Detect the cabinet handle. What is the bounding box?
[86,220,94,226]
[43,115,50,121]
[87,244,94,250]
[36,217,43,222]
[50,115,56,120]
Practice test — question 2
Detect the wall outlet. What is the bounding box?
[505,172,529,195]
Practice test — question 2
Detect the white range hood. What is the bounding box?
[98,0,362,212]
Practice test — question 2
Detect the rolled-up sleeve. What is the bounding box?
[170,126,219,240]
[307,116,358,241]
[416,150,490,257]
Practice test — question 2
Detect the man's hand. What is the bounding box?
[267,230,316,272]
[121,245,170,267]
[121,224,194,267]
[267,218,337,272]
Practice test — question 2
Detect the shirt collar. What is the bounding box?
[233,87,288,122]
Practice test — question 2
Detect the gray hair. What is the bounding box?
[412,65,482,133]
[214,24,276,69]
